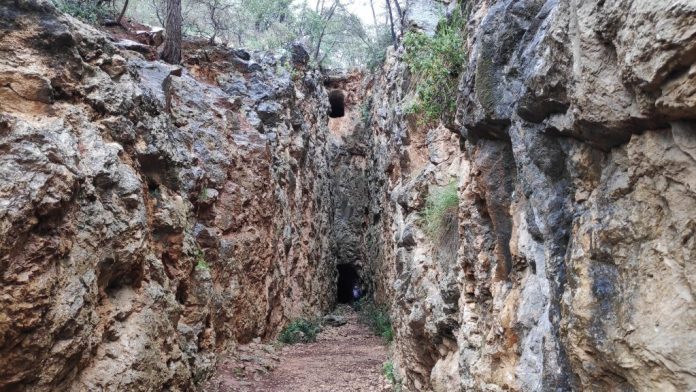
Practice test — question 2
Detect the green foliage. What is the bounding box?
[403,9,467,124]
[278,318,321,344]
[383,360,395,383]
[297,3,386,68]
[423,181,459,240]
[194,248,209,270]
[275,59,301,81]
[198,187,209,202]
[52,0,393,68]
[365,27,394,71]
[358,299,393,343]
[196,259,209,270]
[382,360,402,390]
[53,0,113,24]
[360,97,373,126]
[122,0,391,68]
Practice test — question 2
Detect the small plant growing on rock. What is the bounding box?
[198,187,209,202]
[360,97,373,126]
[423,181,459,241]
[382,360,402,390]
[403,9,467,125]
[382,360,395,382]
[278,319,321,344]
[358,299,393,343]
[194,249,210,270]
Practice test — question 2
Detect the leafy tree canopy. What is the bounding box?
[55,0,395,68]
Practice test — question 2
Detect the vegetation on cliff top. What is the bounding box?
[403,8,467,124]
[51,0,395,68]
[54,0,112,23]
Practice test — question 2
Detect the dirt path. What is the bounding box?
[204,307,391,392]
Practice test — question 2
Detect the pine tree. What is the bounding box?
[160,0,182,64]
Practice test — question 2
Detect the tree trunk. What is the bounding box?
[385,0,396,47]
[116,0,129,26]
[393,0,402,20]
[392,0,403,35]
[369,0,379,35]
[161,0,182,64]
[208,5,217,45]
[152,0,164,26]
[313,0,338,61]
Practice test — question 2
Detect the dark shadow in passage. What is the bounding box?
[328,89,345,118]
[336,264,359,303]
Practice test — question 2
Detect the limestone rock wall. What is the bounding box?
[323,71,376,295]
[0,2,334,390]
[366,0,696,391]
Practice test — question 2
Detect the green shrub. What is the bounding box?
[194,248,209,270]
[423,181,459,240]
[195,259,209,270]
[358,299,393,343]
[382,360,402,390]
[366,47,387,71]
[198,187,209,202]
[383,360,396,384]
[278,319,321,344]
[360,97,373,126]
[366,28,394,71]
[52,0,113,24]
[403,9,467,124]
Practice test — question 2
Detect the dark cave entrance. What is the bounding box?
[336,264,360,303]
[328,89,345,118]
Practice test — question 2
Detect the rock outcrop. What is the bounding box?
[363,0,696,391]
[0,2,334,390]
[324,70,391,298]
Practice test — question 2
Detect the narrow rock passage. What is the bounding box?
[205,308,390,392]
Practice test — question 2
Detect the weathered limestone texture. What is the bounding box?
[325,71,378,295]
[0,2,334,390]
[366,0,696,391]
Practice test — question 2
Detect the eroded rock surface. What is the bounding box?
[0,2,334,390]
[363,0,696,391]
